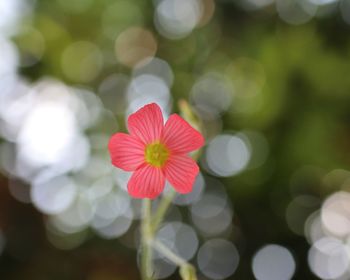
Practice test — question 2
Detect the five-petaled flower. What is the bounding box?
[108,103,204,199]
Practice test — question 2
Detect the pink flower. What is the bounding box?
[108,103,204,199]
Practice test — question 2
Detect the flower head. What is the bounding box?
[108,103,204,199]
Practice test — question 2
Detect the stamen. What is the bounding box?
[145,142,169,167]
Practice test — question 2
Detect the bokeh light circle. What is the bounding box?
[276,0,318,25]
[197,239,239,279]
[205,134,251,177]
[191,73,233,116]
[156,221,199,261]
[154,0,202,39]
[252,244,296,280]
[308,237,350,279]
[115,27,157,68]
[133,57,174,87]
[321,191,350,238]
[31,175,77,215]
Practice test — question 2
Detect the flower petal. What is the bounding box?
[128,164,165,199]
[128,103,164,144]
[162,114,204,154]
[108,133,145,171]
[163,155,199,194]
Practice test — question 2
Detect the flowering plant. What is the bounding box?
[108,102,204,280]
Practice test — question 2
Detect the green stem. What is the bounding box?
[152,239,197,280]
[141,193,198,280]
[152,239,187,266]
[151,189,177,232]
[141,199,153,280]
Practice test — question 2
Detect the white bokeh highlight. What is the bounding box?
[252,244,296,280]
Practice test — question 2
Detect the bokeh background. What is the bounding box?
[1,0,350,279]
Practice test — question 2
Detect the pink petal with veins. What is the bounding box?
[163,155,199,194]
[162,114,204,154]
[128,103,164,144]
[128,164,165,199]
[108,133,145,171]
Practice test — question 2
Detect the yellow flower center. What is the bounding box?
[145,142,169,167]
